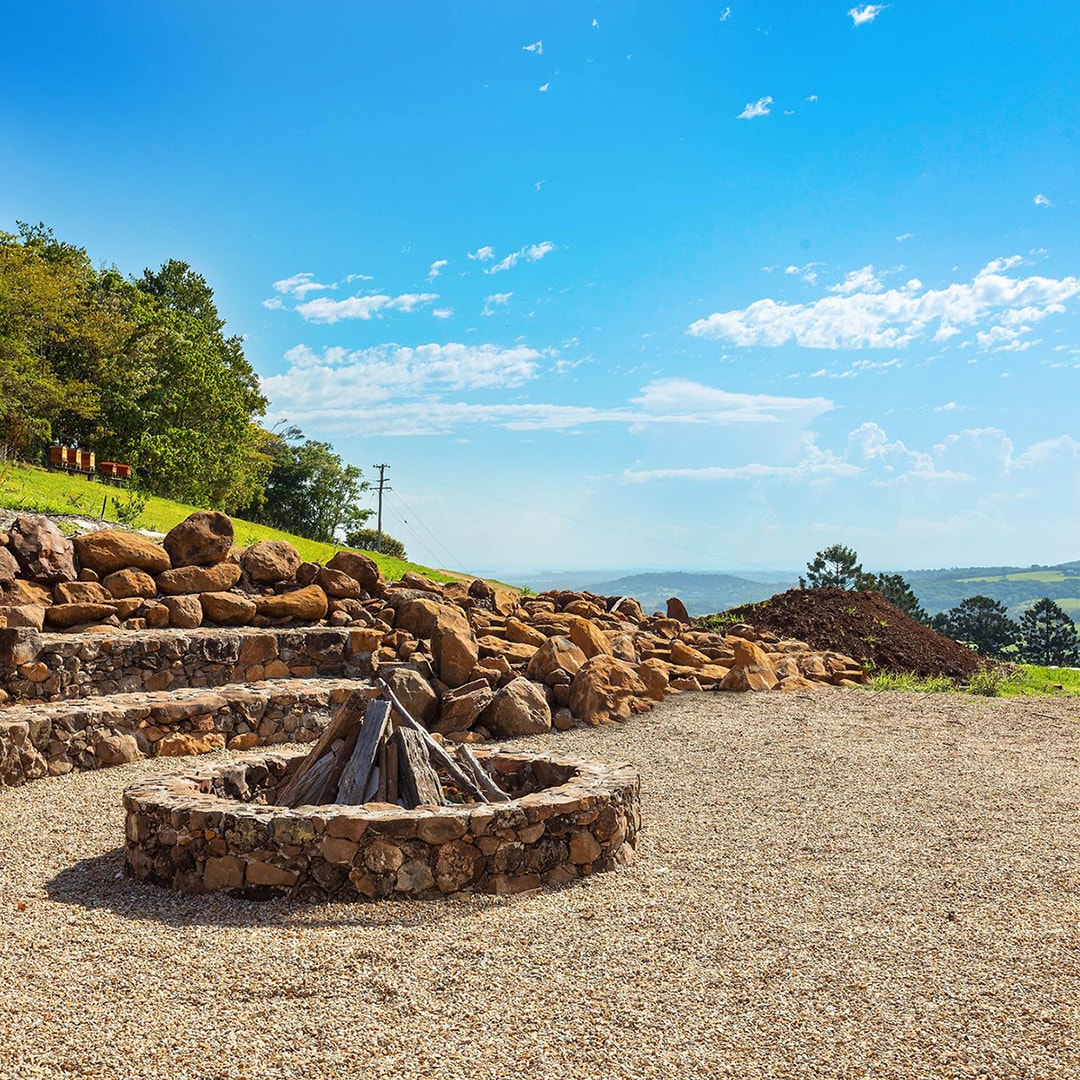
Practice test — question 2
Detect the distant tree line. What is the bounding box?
[802,543,1079,665]
[0,222,386,549]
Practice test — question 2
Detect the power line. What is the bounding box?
[372,463,390,553]
[387,488,469,573]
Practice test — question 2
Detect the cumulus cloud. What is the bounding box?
[1034,193,1053,207]
[689,257,1080,351]
[467,246,495,262]
[485,241,557,274]
[432,308,454,319]
[295,292,439,324]
[261,296,285,311]
[849,4,886,25]
[737,96,773,120]
[427,259,448,281]
[896,232,914,242]
[828,265,883,295]
[272,272,337,299]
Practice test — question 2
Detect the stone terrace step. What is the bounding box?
[0,625,381,704]
[0,676,373,789]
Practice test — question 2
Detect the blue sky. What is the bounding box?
[3,1,1079,574]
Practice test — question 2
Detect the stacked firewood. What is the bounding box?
[273,679,509,810]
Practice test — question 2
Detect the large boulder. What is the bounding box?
[242,540,302,585]
[568,616,613,660]
[4,604,45,630]
[45,602,118,629]
[8,516,76,583]
[381,666,437,726]
[164,594,203,629]
[2,580,51,607]
[73,530,170,576]
[394,598,444,639]
[525,636,588,683]
[431,607,479,689]
[479,677,551,737]
[569,654,649,725]
[326,550,383,595]
[252,585,328,621]
[163,511,234,568]
[432,679,494,735]
[315,566,362,599]
[102,568,157,600]
[54,581,110,605]
[718,639,779,692]
[156,561,242,596]
[0,547,21,585]
[200,591,257,626]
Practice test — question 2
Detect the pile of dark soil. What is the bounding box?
[718,587,982,679]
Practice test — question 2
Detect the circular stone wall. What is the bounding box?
[123,749,640,901]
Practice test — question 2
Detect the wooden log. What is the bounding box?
[384,736,399,806]
[275,689,370,806]
[375,677,488,803]
[317,718,365,805]
[394,727,444,809]
[336,699,391,805]
[454,743,511,802]
[279,742,341,808]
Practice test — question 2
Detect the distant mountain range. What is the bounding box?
[510,562,1080,621]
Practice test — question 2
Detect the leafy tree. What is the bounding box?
[939,595,1019,658]
[1018,598,1080,666]
[856,571,928,622]
[345,526,407,561]
[801,543,863,589]
[248,427,371,543]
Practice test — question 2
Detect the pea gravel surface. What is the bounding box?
[2,687,1079,1080]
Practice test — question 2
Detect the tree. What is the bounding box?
[346,526,407,561]
[248,427,371,543]
[856,571,929,623]
[801,544,863,589]
[940,595,1019,658]
[1018,598,1080,666]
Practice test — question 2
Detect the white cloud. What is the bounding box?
[523,40,543,54]
[485,241,557,275]
[689,257,1080,351]
[828,264,883,295]
[1034,193,1053,207]
[806,94,818,102]
[482,292,513,316]
[848,4,886,26]
[737,96,773,120]
[785,262,823,284]
[592,18,599,28]
[625,439,859,484]
[295,292,439,324]
[719,6,731,20]
[273,272,337,299]
[849,422,971,485]
[467,246,495,262]
[935,401,960,412]
[344,273,374,283]
[261,296,285,310]
[896,232,913,242]
[432,308,454,319]
[427,259,448,281]
[538,82,550,93]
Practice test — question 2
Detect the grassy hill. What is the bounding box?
[0,461,456,583]
[582,570,798,616]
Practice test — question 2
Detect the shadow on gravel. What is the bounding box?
[45,847,517,930]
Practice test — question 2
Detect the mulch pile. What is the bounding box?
[720,587,982,679]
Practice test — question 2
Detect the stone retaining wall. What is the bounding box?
[0,678,368,788]
[0,626,380,703]
[123,749,640,901]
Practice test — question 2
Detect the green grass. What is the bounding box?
[870,664,1080,698]
[959,570,1072,584]
[0,461,457,584]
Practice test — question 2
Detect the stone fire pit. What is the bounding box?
[123,749,640,901]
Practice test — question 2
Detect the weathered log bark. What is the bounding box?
[454,742,510,802]
[336,699,392,805]
[394,727,444,808]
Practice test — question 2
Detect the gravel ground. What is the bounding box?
[2,687,1080,1080]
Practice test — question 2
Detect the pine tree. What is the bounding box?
[1018,598,1080,666]
[801,544,863,589]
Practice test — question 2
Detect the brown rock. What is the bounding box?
[164,594,203,629]
[239,634,278,665]
[0,547,19,585]
[432,607,479,688]
[382,666,438,725]
[526,636,588,682]
[506,618,547,647]
[326,550,383,594]
[73,529,170,576]
[156,732,225,756]
[252,585,328,622]
[365,840,405,874]
[157,561,241,595]
[54,580,109,604]
[0,627,42,665]
[203,855,245,890]
[479,676,551,737]
[8,515,77,583]
[468,578,496,602]
[4,604,45,630]
[45,602,117,628]
[93,733,141,765]
[200,591,256,626]
[718,639,779,692]
[102,568,157,599]
[396,570,442,594]
[2,580,51,607]
[163,511,234,568]
[435,839,483,893]
[394,598,444,639]
[315,565,362,599]
[666,596,692,624]
[141,601,170,628]
[245,861,298,888]
[569,829,602,864]
[433,679,494,734]
[670,639,711,669]
[636,657,671,701]
[568,616,614,659]
[477,636,538,664]
[242,540,302,585]
[569,654,649,725]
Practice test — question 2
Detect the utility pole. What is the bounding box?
[372,464,390,553]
